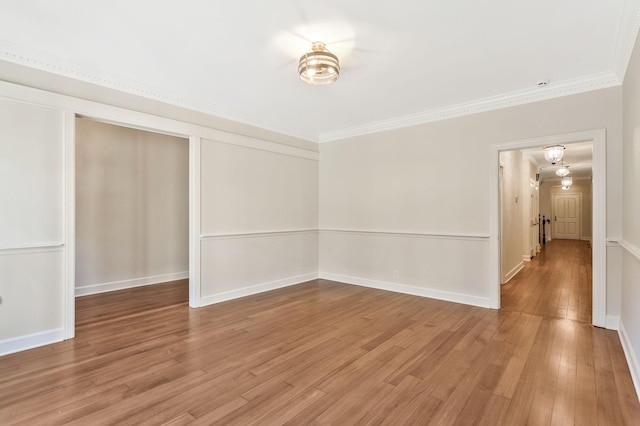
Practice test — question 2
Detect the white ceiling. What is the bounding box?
[0,0,638,142]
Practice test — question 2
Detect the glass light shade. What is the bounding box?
[298,42,340,85]
[561,185,569,191]
[544,145,565,164]
[555,165,570,177]
[561,176,573,187]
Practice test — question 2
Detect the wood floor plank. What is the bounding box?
[0,240,638,424]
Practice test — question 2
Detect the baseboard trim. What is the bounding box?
[319,272,492,309]
[76,271,189,296]
[503,262,524,284]
[619,320,640,401]
[0,328,64,357]
[199,272,319,306]
[606,315,620,331]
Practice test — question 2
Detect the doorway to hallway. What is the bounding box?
[490,129,605,327]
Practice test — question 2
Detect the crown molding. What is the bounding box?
[318,71,621,142]
[612,0,640,82]
[0,40,320,142]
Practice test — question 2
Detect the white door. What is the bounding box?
[552,193,581,240]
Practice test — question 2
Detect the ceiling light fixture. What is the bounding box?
[561,176,573,188]
[544,145,565,165]
[298,42,340,86]
[555,161,570,177]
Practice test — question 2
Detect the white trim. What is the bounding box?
[591,130,607,328]
[201,229,319,240]
[319,229,489,241]
[523,255,532,262]
[612,0,640,82]
[0,328,64,357]
[319,72,620,142]
[619,320,640,402]
[63,110,75,340]
[490,129,607,326]
[0,243,63,255]
[503,262,524,284]
[0,81,319,160]
[618,239,640,262]
[606,316,620,330]
[75,271,189,297]
[199,273,319,306]
[189,136,201,308]
[319,272,492,309]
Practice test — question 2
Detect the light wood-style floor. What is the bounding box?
[1,242,639,424]
[501,239,593,323]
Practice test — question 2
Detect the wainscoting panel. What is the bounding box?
[0,248,64,349]
[200,230,319,305]
[319,230,491,308]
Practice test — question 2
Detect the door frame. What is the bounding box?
[551,192,582,240]
[489,129,606,327]
[63,112,201,339]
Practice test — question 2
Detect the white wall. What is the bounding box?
[0,98,65,348]
[500,150,523,283]
[199,139,319,304]
[75,119,189,295]
[621,29,640,398]
[319,87,622,310]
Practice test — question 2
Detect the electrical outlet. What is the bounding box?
[393,270,399,279]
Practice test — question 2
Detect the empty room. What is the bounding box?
[1,1,640,424]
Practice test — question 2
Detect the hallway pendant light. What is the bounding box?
[544,145,565,165]
[555,162,570,177]
[298,42,340,85]
[561,176,573,188]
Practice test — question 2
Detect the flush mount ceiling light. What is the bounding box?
[555,161,570,177]
[544,145,565,165]
[298,42,340,86]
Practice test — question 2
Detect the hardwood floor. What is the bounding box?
[501,239,593,323]
[1,261,639,424]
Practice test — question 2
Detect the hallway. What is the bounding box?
[501,239,592,323]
